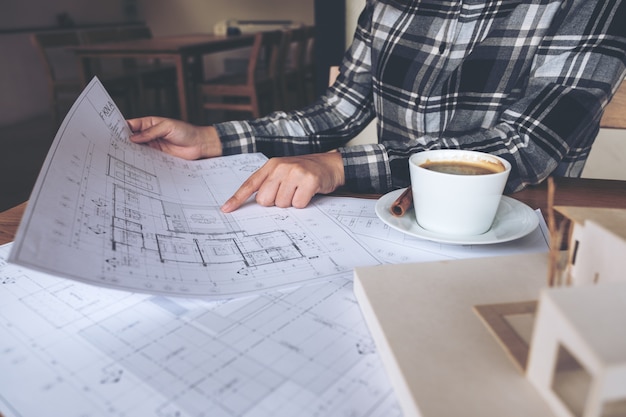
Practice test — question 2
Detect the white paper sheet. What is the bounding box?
[315,196,550,264]
[0,242,401,417]
[0,214,548,417]
[9,77,549,299]
[8,77,381,298]
[0,206,547,417]
[1,78,551,417]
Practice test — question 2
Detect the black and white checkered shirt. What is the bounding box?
[215,0,626,194]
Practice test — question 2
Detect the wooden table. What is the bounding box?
[74,33,256,123]
[2,177,625,246]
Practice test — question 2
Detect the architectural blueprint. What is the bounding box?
[0,214,548,417]
[0,243,401,417]
[8,77,380,298]
[1,78,551,417]
[0,211,548,417]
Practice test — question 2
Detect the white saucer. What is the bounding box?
[375,188,539,245]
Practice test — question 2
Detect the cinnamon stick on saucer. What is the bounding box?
[390,187,413,217]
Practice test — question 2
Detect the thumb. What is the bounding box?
[129,121,172,144]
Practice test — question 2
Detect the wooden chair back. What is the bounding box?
[198,30,285,120]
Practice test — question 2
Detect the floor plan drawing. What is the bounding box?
[9,78,381,298]
[107,181,323,271]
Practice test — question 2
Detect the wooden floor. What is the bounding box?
[0,113,56,212]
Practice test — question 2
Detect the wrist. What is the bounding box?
[329,149,346,188]
[199,126,222,158]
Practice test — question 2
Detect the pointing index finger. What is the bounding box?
[221,169,267,213]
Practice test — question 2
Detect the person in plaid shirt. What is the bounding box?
[129,0,626,212]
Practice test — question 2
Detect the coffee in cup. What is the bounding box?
[409,150,511,236]
[419,158,505,176]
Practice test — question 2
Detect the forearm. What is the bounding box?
[197,125,223,158]
[214,91,376,158]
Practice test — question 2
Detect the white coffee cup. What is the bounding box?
[409,149,511,236]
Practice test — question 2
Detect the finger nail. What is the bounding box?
[221,200,233,213]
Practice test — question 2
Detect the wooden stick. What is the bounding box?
[391,187,413,217]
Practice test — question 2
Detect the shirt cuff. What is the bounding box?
[338,144,393,194]
[213,121,257,155]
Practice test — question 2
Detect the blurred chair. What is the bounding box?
[31,30,83,126]
[198,30,284,121]
[277,26,308,111]
[79,26,177,118]
[77,27,142,116]
[301,25,317,105]
[115,26,178,117]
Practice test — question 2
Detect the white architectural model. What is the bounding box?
[527,207,626,417]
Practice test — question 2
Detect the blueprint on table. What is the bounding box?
[0,242,401,417]
[0,208,548,417]
[0,214,549,417]
[1,77,551,417]
[8,77,380,298]
[316,195,550,264]
[0,211,548,417]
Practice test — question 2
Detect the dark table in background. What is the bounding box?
[74,33,256,123]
